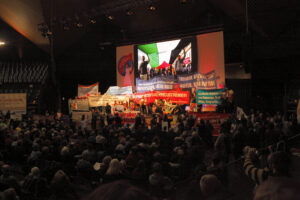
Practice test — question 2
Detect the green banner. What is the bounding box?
[196,89,225,105]
[138,43,159,68]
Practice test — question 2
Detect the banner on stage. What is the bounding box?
[121,111,139,123]
[0,93,27,118]
[189,112,229,136]
[78,82,99,97]
[105,86,133,95]
[178,70,217,89]
[196,89,225,105]
[136,77,176,93]
[69,99,89,111]
[133,90,189,105]
[88,95,129,107]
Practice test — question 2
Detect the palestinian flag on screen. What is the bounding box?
[138,40,180,68]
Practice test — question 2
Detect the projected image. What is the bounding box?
[135,37,196,80]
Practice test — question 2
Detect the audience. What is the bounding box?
[0,107,298,200]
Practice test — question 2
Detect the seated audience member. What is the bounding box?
[244,148,291,185]
[199,174,223,199]
[3,188,19,200]
[131,160,147,182]
[148,162,173,197]
[104,159,124,183]
[49,170,78,200]
[21,166,47,198]
[254,177,300,200]
[82,180,153,200]
[94,156,112,177]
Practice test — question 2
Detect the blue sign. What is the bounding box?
[196,89,225,105]
[178,71,217,89]
[136,77,176,93]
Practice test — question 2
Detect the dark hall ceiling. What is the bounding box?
[0,0,300,65]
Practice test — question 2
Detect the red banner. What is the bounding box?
[132,90,189,105]
[188,112,230,136]
[120,111,139,123]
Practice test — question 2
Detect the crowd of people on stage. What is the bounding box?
[0,105,299,200]
[138,49,193,81]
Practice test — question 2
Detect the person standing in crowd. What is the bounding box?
[174,49,186,75]
[140,96,147,114]
[139,55,150,80]
[105,103,111,115]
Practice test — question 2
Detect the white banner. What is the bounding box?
[78,83,99,97]
[105,86,133,95]
[69,99,89,112]
[88,95,129,107]
[0,93,26,113]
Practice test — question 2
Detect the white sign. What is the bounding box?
[78,83,99,97]
[0,93,26,113]
[88,95,129,107]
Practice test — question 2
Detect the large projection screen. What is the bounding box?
[116,31,225,89]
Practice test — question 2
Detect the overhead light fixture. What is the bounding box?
[180,0,188,4]
[0,41,6,46]
[126,10,134,16]
[148,5,156,11]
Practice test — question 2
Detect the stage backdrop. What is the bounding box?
[197,31,225,88]
[116,45,135,87]
[116,31,225,89]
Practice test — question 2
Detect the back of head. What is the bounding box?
[200,174,222,196]
[51,170,70,191]
[106,159,120,175]
[30,166,40,178]
[152,162,161,174]
[3,188,18,200]
[268,151,291,176]
[254,177,300,200]
[83,180,153,200]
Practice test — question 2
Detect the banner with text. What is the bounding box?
[69,99,90,112]
[105,86,133,95]
[189,112,230,136]
[196,89,225,105]
[78,82,99,97]
[0,93,26,113]
[133,90,189,104]
[178,70,217,89]
[136,77,176,93]
[88,95,129,107]
[121,111,139,123]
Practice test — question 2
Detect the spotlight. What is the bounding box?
[89,18,97,24]
[46,30,53,36]
[126,10,134,16]
[76,22,83,28]
[148,5,156,11]
[1,41,7,46]
[107,15,114,20]
[63,25,70,31]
